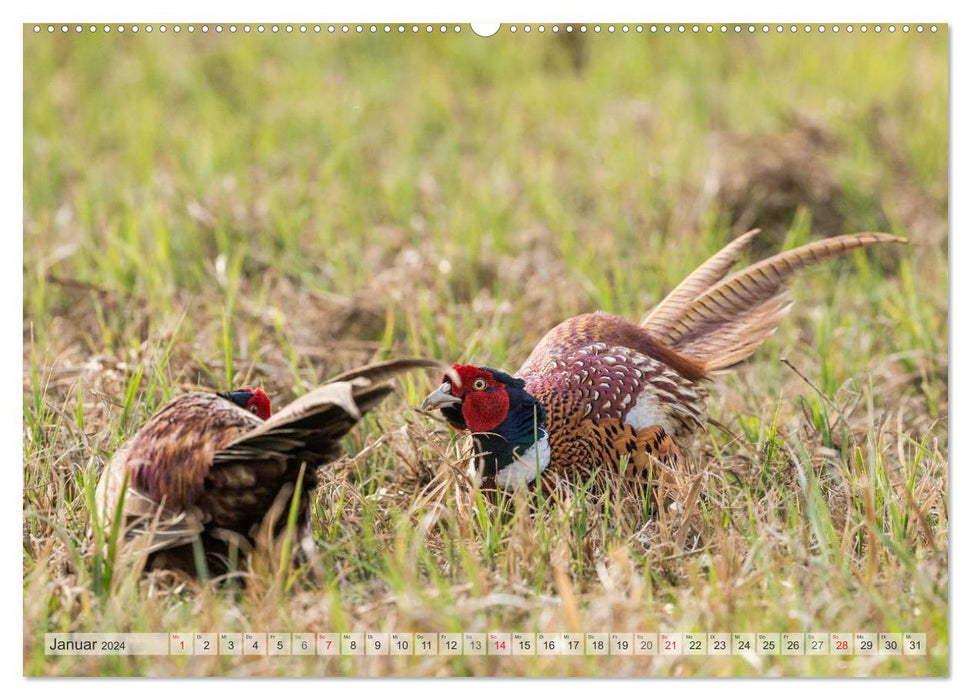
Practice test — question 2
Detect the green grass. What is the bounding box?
[23,26,947,676]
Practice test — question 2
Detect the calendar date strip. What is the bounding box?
[45,632,928,657]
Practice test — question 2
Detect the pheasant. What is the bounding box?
[96,358,444,573]
[421,231,905,491]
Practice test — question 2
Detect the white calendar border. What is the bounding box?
[8,0,961,696]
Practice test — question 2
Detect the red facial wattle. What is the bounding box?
[447,365,510,433]
[245,388,272,420]
[461,385,510,432]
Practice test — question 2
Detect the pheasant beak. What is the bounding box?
[421,383,462,411]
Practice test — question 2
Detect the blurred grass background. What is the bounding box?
[23,26,947,676]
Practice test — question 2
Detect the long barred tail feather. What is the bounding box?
[643,232,906,373]
[640,228,762,335]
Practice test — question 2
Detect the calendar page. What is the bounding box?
[22,16,948,679]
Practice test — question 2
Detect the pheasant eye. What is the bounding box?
[472,378,488,391]
[249,404,260,414]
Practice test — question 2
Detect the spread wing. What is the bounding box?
[203,358,449,533]
[213,358,447,464]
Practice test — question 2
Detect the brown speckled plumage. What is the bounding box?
[96,358,444,572]
[518,331,701,477]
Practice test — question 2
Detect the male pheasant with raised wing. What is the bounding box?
[421,231,904,491]
[97,358,445,573]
